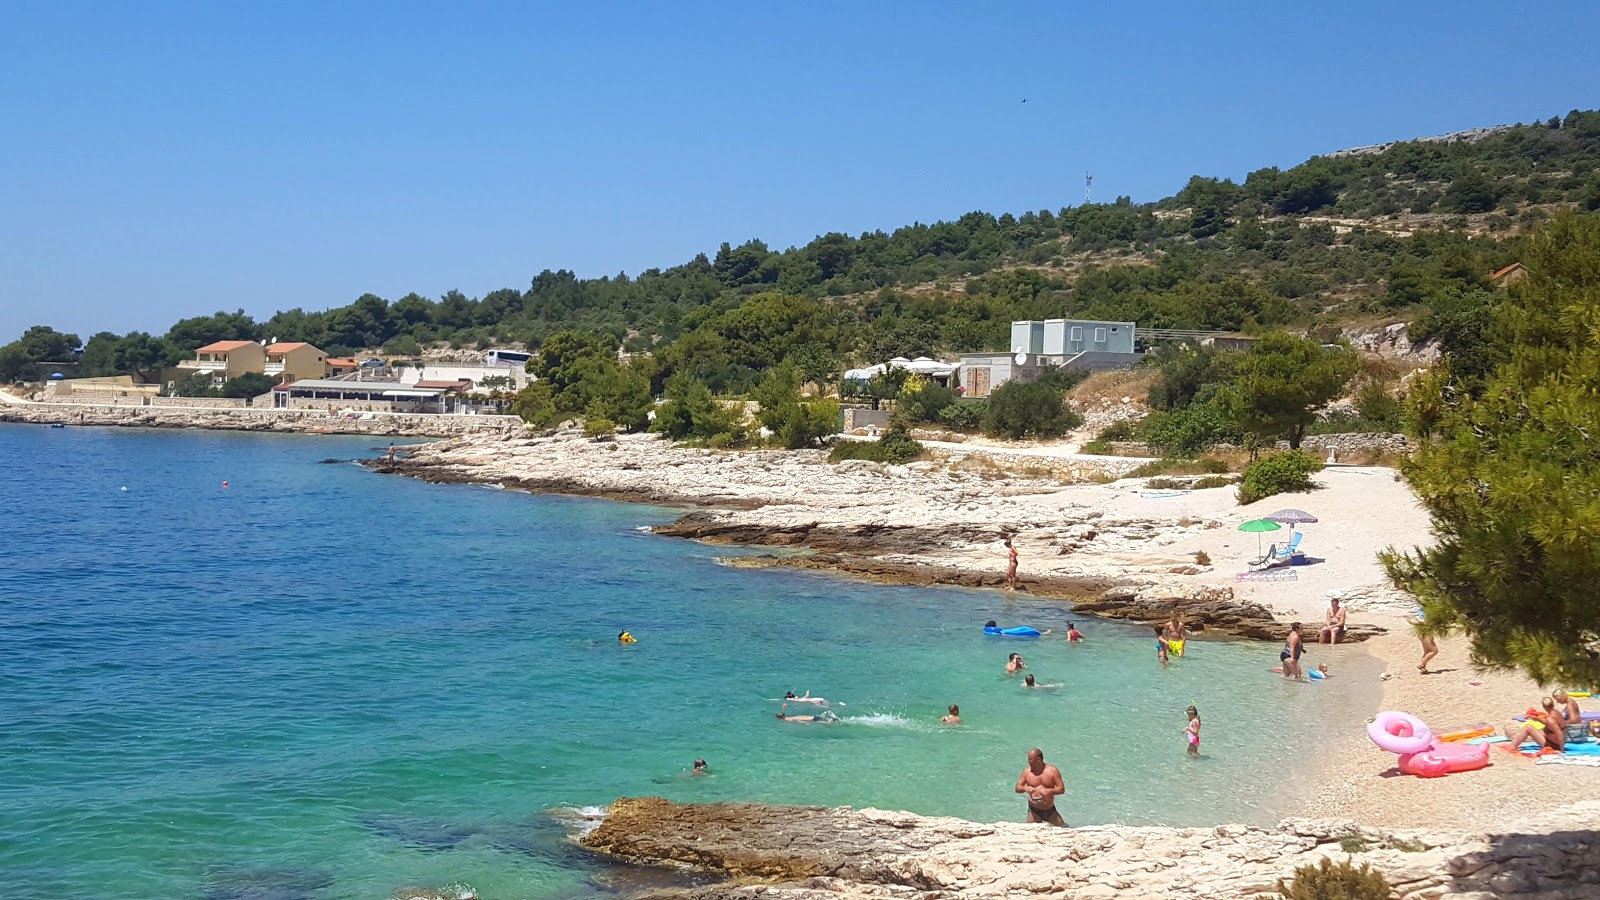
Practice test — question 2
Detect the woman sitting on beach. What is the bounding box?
[1505,698,1566,752]
[1006,653,1027,674]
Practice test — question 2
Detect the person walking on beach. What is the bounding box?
[1004,537,1019,591]
[1281,623,1305,680]
[1414,606,1439,674]
[1184,705,1201,756]
[1015,748,1065,826]
[941,704,962,725]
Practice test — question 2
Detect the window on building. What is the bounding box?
[1094,327,1108,343]
[1069,326,1083,342]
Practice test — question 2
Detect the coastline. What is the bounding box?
[0,399,521,439]
[368,427,1600,842]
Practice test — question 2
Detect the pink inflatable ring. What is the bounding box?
[1368,711,1433,754]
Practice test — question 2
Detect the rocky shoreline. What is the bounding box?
[366,430,1392,641]
[578,797,1600,900]
[0,401,520,438]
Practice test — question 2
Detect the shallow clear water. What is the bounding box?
[0,425,1379,899]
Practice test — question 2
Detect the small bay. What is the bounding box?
[0,425,1378,898]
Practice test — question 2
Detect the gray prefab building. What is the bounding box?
[1010,319,1136,355]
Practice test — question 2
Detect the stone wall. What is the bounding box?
[842,407,891,431]
[1281,432,1410,456]
[0,402,525,438]
[147,396,250,408]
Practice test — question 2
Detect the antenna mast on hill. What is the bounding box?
[1084,172,1093,205]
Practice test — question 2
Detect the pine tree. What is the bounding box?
[1383,212,1600,684]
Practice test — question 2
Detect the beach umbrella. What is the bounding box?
[1266,509,1318,530]
[1237,517,1282,554]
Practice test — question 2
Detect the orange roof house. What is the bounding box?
[177,340,266,380]
[264,342,328,383]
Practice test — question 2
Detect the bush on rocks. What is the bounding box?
[1272,858,1391,900]
[982,379,1083,440]
[828,426,924,464]
[1237,451,1322,505]
[937,399,987,431]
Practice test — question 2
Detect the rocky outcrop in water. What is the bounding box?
[580,797,1600,900]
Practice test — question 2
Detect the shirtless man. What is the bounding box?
[776,710,839,723]
[941,704,962,725]
[1318,598,1347,644]
[1005,653,1027,675]
[1014,748,1065,826]
[1553,690,1584,742]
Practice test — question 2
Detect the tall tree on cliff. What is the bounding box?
[1382,212,1600,684]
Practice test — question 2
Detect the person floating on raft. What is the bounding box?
[618,630,637,644]
[985,619,1050,637]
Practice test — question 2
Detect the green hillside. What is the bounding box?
[5,109,1600,391]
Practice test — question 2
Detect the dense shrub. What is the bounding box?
[1080,439,1112,455]
[1237,451,1323,505]
[897,376,956,423]
[1142,397,1242,455]
[982,380,1083,439]
[938,399,987,430]
[827,426,924,464]
[651,376,747,445]
[755,363,842,449]
[1095,419,1140,442]
[1197,456,1229,474]
[1193,475,1232,489]
[1273,858,1391,900]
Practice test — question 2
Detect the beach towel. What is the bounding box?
[1500,742,1560,758]
[1536,755,1600,767]
[1236,569,1297,582]
[1466,734,1510,745]
[1513,711,1600,722]
[1138,489,1190,499]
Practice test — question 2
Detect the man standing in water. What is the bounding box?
[1014,748,1065,826]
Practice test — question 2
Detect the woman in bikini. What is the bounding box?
[1004,538,1019,591]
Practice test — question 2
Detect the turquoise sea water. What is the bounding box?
[1,426,1380,899]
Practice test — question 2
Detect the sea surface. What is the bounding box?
[0,425,1381,899]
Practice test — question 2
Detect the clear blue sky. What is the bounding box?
[2,1,1595,341]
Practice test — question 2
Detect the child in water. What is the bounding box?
[1154,625,1169,664]
[1185,706,1201,756]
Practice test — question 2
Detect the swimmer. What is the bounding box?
[1014,748,1065,826]
[1315,664,1331,678]
[1023,674,1037,688]
[1066,623,1084,642]
[1154,625,1169,664]
[618,630,637,644]
[1006,653,1027,674]
[1185,705,1201,756]
[781,690,831,707]
[941,704,962,725]
[777,710,839,724]
[692,759,707,775]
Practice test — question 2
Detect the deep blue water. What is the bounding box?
[0,425,1379,899]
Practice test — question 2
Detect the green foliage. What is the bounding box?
[896,375,956,424]
[827,426,925,464]
[754,363,841,449]
[0,325,83,380]
[1223,333,1359,448]
[651,376,747,445]
[1408,289,1500,383]
[937,399,987,430]
[221,373,277,399]
[1237,451,1323,505]
[1352,379,1404,430]
[168,372,221,397]
[1383,212,1600,685]
[165,309,261,351]
[383,334,423,356]
[583,416,616,437]
[109,332,181,381]
[1192,475,1232,490]
[1142,391,1243,455]
[1147,343,1241,411]
[510,382,559,427]
[1273,858,1390,900]
[515,330,652,431]
[982,378,1083,439]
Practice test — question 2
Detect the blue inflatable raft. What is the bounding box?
[984,625,1041,637]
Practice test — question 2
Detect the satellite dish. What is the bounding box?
[1014,351,1029,366]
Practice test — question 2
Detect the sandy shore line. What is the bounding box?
[368,428,1600,830]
